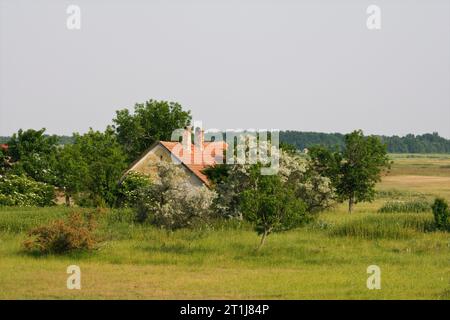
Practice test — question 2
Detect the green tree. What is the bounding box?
[54,143,89,206]
[240,165,307,250]
[0,148,9,174]
[113,100,191,162]
[6,128,59,184]
[310,130,390,213]
[74,128,128,207]
[339,130,390,213]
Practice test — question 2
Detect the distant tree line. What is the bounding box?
[0,135,73,145]
[3,131,449,154]
[280,131,450,153]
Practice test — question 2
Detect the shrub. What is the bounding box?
[431,198,449,231]
[23,212,97,254]
[117,171,152,207]
[240,167,309,250]
[0,174,55,206]
[378,199,430,213]
[135,162,217,229]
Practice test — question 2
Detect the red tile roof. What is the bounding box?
[160,141,226,186]
[0,144,8,151]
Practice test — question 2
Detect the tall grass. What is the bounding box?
[375,189,426,199]
[329,213,435,239]
[378,199,431,213]
[0,207,72,233]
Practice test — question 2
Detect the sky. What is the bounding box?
[0,0,449,138]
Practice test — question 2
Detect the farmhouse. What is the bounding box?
[123,127,226,187]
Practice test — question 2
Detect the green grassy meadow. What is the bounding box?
[0,154,449,299]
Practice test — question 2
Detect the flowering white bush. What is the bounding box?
[280,150,335,213]
[213,149,335,218]
[136,162,217,229]
[0,174,55,206]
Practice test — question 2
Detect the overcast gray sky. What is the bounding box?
[0,0,449,137]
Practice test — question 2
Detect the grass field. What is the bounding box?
[0,154,449,299]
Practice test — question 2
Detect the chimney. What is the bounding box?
[194,127,204,151]
[182,126,192,151]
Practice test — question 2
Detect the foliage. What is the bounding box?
[280,131,450,154]
[117,171,152,207]
[54,143,89,205]
[279,142,298,155]
[431,198,449,231]
[308,146,341,185]
[113,100,191,161]
[240,165,308,250]
[0,174,55,207]
[135,162,217,230]
[279,150,335,213]
[207,165,250,219]
[201,164,230,186]
[0,148,10,175]
[309,130,390,213]
[5,128,59,184]
[378,199,431,213]
[23,211,97,254]
[280,131,346,151]
[338,130,391,212]
[208,149,334,219]
[73,128,128,207]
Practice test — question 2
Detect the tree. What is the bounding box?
[113,100,191,162]
[6,128,59,184]
[54,143,89,206]
[338,130,390,213]
[240,165,307,250]
[310,130,390,213]
[73,128,128,207]
[279,149,335,213]
[205,149,334,219]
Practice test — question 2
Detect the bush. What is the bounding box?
[378,199,430,213]
[135,162,217,229]
[431,198,449,231]
[117,171,152,207]
[0,174,55,206]
[23,212,97,254]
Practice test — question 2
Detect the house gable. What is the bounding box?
[126,142,206,187]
